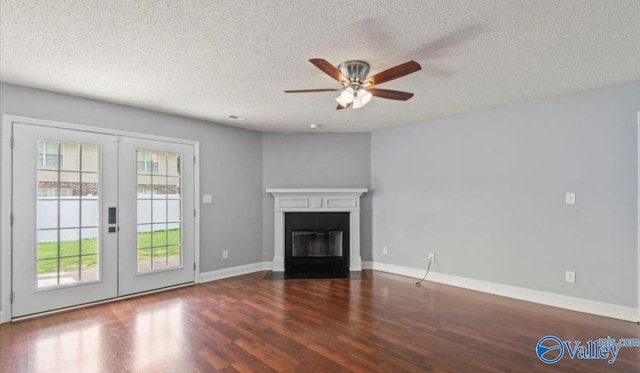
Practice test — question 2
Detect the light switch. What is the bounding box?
[202,194,213,204]
[565,192,576,205]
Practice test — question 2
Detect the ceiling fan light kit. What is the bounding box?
[352,88,372,109]
[336,86,355,107]
[286,58,422,113]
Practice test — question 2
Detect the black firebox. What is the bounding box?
[284,212,349,275]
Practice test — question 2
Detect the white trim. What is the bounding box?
[273,211,284,271]
[371,262,638,323]
[349,212,362,271]
[193,260,638,323]
[1,114,201,322]
[1,118,12,323]
[5,253,636,324]
[266,188,368,194]
[194,141,201,284]
[10,282,193,323]
[199,262,272,283]
[637,110,640,323]
[2,114,198,145]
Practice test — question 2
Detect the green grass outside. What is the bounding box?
[37,229,181,274]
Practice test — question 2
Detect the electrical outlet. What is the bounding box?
[428,253,435,262]
[383,246,388,255]
[565,270,575,283]
[222,250,229,259]
[565,192,576,205]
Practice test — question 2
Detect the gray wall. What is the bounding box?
[1,80,637,317]
[372,81,640,307]
[262,133,372,262]
[0,83,264,314]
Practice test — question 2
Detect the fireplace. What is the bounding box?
[267,188,367,273]
[285,212,349,274]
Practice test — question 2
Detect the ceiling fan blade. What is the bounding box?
[309,58,349,83]
[364,60,422,86]
[285,88,340,93]
[368,88,414,101]
[336,103,352,110]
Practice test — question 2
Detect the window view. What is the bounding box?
[136,150,182,273]
[36,141,100,288]
[37,141,64,168]
[137,151,159,173]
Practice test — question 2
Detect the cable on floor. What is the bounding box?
[415,257,433,287]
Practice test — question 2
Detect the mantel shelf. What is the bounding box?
[267,188,367,195]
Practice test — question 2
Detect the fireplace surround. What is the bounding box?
[267,189,367,272]
[285,212,349,273]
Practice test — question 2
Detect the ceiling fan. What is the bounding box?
[285,58,421,110]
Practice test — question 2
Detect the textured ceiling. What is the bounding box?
[1,1,639,132]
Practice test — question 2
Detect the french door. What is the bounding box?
[11,123,195,318]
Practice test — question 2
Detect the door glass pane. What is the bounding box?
[81,200,99,226]
[168,224,181,245]
[153,247,168,270]
[136,150,182,273]
[81,145,99,172]
[167,245,181,268]
[36,200,58,229]
[59,228,80,256]
[167,177,180,198]
[59,256,80,284]
[60,171,80,196]
[167,200,180,221]
[36,141,101,289]
[81,173,99,197]
[80,254,99,282]
[137,200,151,224]
[152,175,167,199]
[60,144,79,171]
[137,248,152,273]
[59,199,80,228]
[37,141,62,170]
[152,202,167,223]
[152,223,168,246]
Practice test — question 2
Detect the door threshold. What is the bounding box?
[10,282,194,323]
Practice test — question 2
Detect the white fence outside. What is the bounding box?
[37,195,180,242]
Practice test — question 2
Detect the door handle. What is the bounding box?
[108,207,117,224]
[108,207,117,233]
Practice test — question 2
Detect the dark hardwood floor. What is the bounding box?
[1,270,639,372]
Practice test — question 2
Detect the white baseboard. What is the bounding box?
[371,262,638,323]
[196,260,637,323]
[198,262,272,283]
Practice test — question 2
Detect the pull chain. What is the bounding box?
[345,105,356,127]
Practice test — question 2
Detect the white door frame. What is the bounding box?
[637,111,640,323]
[1,114,201,323]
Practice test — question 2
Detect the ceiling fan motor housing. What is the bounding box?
[338,60,370,84]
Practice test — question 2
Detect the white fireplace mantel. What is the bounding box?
[267,188,367,272]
